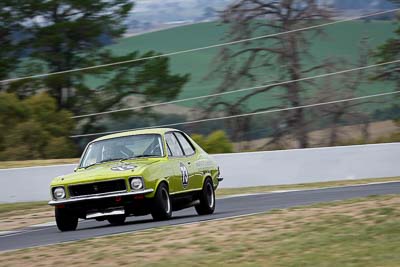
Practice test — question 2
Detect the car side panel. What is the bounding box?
[167,156,199,193]
[141,160,175,198]
[145,133,220,198]
[186,151,204,190]
[172,144,219,194]
[166,157,184,193]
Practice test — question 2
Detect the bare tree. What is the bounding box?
[204,0,332,148]
[313,37,374,146]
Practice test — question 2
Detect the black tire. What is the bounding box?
[195,178,215,215]
[55,207,78,232]
[107,215,126,226]
[151,183,172,221]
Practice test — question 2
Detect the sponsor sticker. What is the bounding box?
[180,162,189,188]
[111,164,136,171]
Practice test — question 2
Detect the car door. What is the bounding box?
[164,132,186,193]
[173,131,203,190]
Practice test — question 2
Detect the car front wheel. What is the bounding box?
[151,183,172,221]
[195,178,215,215]
[55,207,78,232]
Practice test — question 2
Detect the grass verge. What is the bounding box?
[0,202,48,215]
[0,202,52,232]
[1,194,400,266]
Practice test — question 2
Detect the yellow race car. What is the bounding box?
[49,128,223,231]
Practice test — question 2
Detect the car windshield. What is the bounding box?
[80,134,164,168]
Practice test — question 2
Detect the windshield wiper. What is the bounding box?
[82,162,100,169]
[134,155,158,158]
[99,158,125,163]
[123,155,159,160]
[83,158,124,169]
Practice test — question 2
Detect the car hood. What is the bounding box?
[51,158,161,185]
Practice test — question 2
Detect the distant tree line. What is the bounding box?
[0,93,76,160]
[0,0,189,160]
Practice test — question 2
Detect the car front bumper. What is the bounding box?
[48,189,154,206]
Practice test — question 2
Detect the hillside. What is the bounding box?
[124,0,395,34]
[100,20,398,114]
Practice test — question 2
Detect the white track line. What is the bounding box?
[218,180,400,199]
[0,227,49,238]
[30,222,57,228]
[0,231,19,236]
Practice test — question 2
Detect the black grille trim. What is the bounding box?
[69,179,127,198]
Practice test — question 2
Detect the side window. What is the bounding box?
[165,133,184,157]
[174,132,195,156]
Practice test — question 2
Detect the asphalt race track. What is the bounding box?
[1,182,400,252]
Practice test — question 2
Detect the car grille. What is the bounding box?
[69,179,126,198]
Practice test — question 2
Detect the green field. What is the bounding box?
[98,20,398,112]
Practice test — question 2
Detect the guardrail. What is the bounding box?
[0,143,399,203]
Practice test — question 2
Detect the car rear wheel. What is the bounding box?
[107,215,126,226]
[151,183,172,221]
[195,178,215,215]
[55,207,78,232]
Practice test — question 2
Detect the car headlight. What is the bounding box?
[130,177,143,190]
[53,187,66,200]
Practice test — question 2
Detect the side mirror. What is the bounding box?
[74,167,78,172]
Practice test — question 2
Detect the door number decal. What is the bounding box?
[180,162,189,188]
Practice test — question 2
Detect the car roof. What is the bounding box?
[92,128,180,142]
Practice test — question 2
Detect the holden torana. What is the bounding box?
[49,128,223,231]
